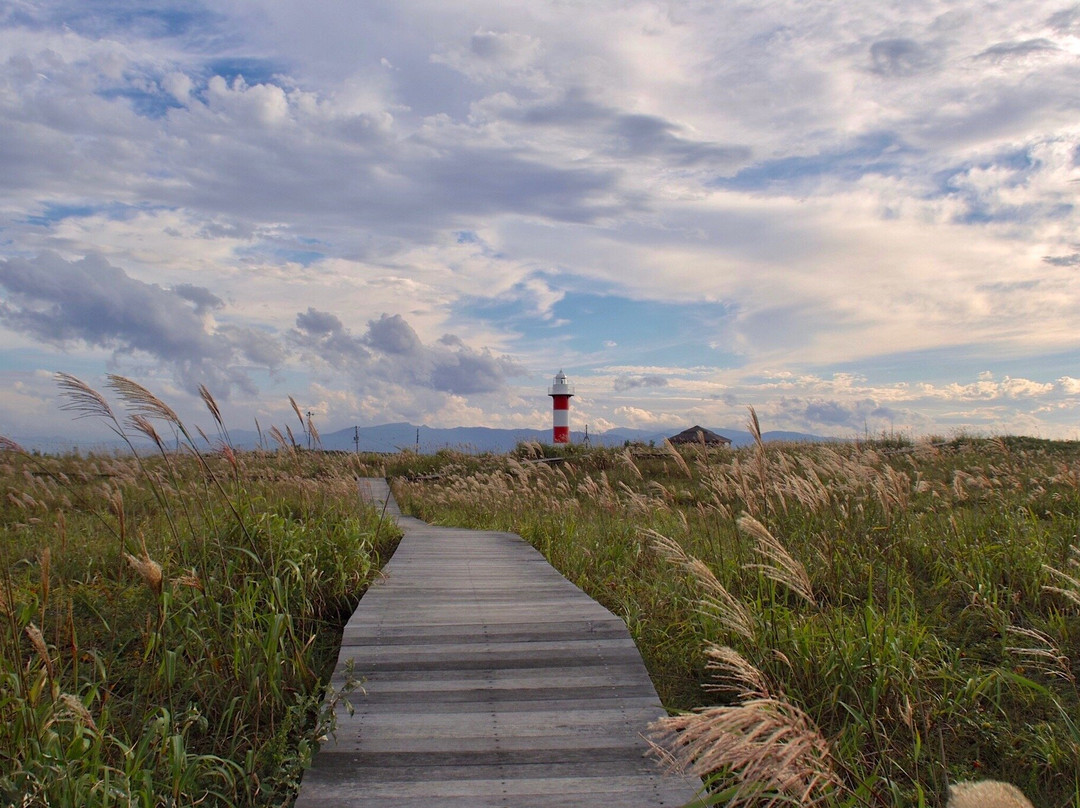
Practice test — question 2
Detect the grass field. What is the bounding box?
[1,376,400,806]
[393,423,1080,807]
[6,378,1080,806]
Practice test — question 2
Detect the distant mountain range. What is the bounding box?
[9,423,837,455]
[247,423,835,453]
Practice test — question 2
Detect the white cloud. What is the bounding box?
[162,71,193,103]
[2,0,1080,441]
[613,406,666,427]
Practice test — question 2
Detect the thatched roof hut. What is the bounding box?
[668,425,732,446]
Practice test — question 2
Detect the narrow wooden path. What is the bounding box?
[294,478,702,807]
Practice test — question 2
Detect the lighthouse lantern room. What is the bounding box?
[548,370,575,444]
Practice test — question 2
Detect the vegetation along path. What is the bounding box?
[295,478,702,807]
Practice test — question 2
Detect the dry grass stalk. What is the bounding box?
[171,571,204,591]
[649,697,839,807]
[738,515,816,606]
[25,622,54,679]
[56,373,117,421]
[731,457,762,517]
[663,439,693,479]
[691,560,757,641]
[748,405,764,448]
[268,425,289,450]
[125,545,163,596]
[952,471,970,502]
[747,405,773,508]
[621,449,643,479]
[1005,625,1074,682]
[947,780,1034,808]
[0,435,24,452]
[221,444,239,471]
[289,396,305,428]
[616,480,649,511]
[783,472,829,513]
[1042,545,1080,608]
[645,529,755,641]
[107,375,180,424]
[39,547,50,623]
[129,413,165,449]
[200,384,224,427]
[56,693,98,732]
[874,464,911,517]
[702,644,771,699]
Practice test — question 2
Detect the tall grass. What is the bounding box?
[394,428,1080,806]
[1,375,400,806]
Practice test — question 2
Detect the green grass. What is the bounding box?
[393,434,1080,806]
[9,383,1080,806]
[1,376,400,806]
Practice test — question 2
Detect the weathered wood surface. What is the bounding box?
[294,478,703,807]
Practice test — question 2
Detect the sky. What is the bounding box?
[2,0,1080,444]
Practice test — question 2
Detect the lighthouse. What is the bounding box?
[548,370,574,444]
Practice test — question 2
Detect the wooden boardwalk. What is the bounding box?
[294,479,702,807]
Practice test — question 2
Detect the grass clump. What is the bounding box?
[0,375,400,806]
[394,413,1080,806]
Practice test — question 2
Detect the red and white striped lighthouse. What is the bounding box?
[548,370,574,444]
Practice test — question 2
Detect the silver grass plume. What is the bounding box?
[644,528,755,641]
[107,375,180,425]
[738,514,816,606]
[1043,544,1080,608]
[702,643,771,699]
[56,373,117,422]
[947,781,1034,808]
[649,697,839,807]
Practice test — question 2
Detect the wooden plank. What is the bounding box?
[295,478,703,808]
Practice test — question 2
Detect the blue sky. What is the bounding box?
[2,0,1080,442]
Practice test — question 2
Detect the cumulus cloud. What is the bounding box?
[292,308,525,396]
[3,2,1080,439]
[173,283,224,315]
[613,405,666,426]
[0,252,281,395]
[869,39,938,77]
[916,376,1057,401]
[613,373,669,392]
[365,313,422,355]
[775,397,900,430]
[292,307,370,368]
[1059,376,1080,395]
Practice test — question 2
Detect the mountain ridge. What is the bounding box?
[9,423,839,454]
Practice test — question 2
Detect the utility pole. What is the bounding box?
[353,426,359,455]
[306,411,313,450]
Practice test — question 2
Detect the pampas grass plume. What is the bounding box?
[947,780,1034,808]
[125,551,163,596]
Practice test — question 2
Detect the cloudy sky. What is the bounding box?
[2,0,1080,443]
